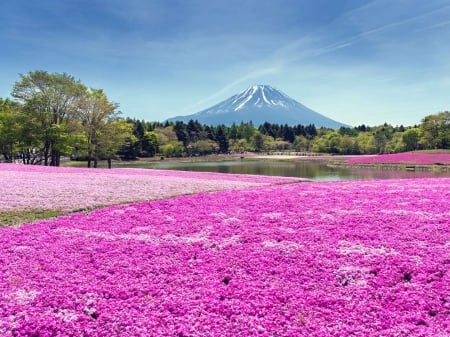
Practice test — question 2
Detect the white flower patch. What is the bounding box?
[11,289,39,304]
[217,235,241,249]
[278,227,296,234]
[119,233,160,244]
[57,228,161,244]
[11,245,32,252]
[335,265,370,287]
[163,227,212,244]
[338,241,397,256]
[129,225,151,233]
[261,212,284,219]
[320,213,336,221]
[262,240,302,253]
[210,212,228,219]
[410,255,423,265]
[54,309,79,322]
[223,217,241,224]
[164,215,176,223]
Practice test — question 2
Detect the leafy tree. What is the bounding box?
[141,131,159,157]
[311,131,342,153]
[385,132,405,153]
[252,132,264,152]
[0,99,22,162]
[229,123,239,140]
[11,71,87,166]
[338,135,355,154]
[237,122,255,142]
[293,135,310,152]
[420,111,450,149]
[191,139,219,155]
[97,119,133,168]
[215,125,229,153]
[373,125,394,153]
[161,141,184,157]
[229,138,253,152]
[77,89,119,167]
[402,128,420,151]
[118,134,139,160]
[355,132,377,154]
[173,121,188,148]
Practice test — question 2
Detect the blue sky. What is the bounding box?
[1,0,450,126]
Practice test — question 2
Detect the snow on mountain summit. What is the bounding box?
[231,85,290,111]
[166,85,349,128]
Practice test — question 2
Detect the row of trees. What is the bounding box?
[1,70,449,165]
[118,111,449,159]
[0,71,132,167]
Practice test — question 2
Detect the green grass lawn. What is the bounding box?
[0,210,62,227]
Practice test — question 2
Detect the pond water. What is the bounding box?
[144,159,448,181]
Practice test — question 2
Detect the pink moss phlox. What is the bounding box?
[0,163,303,212]
[1,178,449,335]
[347,152,450,165]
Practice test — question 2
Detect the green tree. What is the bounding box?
[402,128,420,151]
[161,141,184,157]
[385,132,405,153]
[11,71,87,166]
[252,132,264,152]
[77,89,119,168]
[293,135,310,152]
[215,126,229,153]
[311,131,342,153]
[141,131,159,157]
[0,99,22,162]
[373,125,394,153]
[338,135,355,154]
[420,111,450,149]
[191,139,219,155]
[97,119,133,168]
[229,138,253,152]
[355,132,377,154]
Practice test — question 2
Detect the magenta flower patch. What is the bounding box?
[347,152,450,165]
[1,178,449,336]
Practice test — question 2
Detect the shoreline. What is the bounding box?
[61,152,450,173]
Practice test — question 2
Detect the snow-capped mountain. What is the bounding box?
[166,85,348,128]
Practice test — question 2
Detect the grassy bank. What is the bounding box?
[0,210,61,227]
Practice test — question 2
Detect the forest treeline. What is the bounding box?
[119,113,449,159]
[1,71,449,166]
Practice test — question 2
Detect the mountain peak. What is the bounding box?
[231,84,291,111]
[166,85,349,128]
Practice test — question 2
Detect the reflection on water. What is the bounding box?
[146,159,449,181]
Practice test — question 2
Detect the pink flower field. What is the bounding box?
[0,164,301,212]
[1,175,449,336]
[347,152,450,165]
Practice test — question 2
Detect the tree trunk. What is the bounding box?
[2,152,11,163]
[52,150,60,166]
[107,158,112,169]
[44,145,50,166]
[87,150,92,168]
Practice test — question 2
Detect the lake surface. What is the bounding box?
[145,159,449,181]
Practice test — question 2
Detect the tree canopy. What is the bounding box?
[1,71,132,167]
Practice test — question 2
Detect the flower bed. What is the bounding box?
[346,152,450,165]
[1,178,449,336]
[0,164,301,212]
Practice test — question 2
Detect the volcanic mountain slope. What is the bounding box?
[167,85,349,128]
